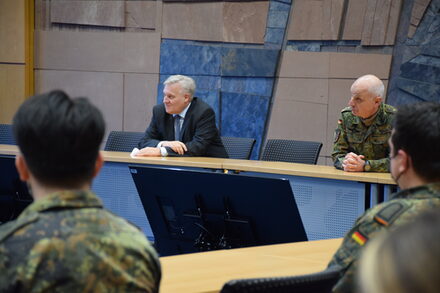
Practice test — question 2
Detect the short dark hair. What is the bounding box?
[392,102,440,181]
[13,90,105,188]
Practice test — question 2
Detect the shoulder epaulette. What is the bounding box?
[374,202,409,226]
[341,106,352,113]
[383,104,397,113]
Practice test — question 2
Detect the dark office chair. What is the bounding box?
[260,139,323,165]
[220,266,342,293]
[221,136,256,160]
[0,124,16,145]
[104,131,145,152]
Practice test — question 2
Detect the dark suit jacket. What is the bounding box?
[138,97,228,158]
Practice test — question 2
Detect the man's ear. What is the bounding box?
[92,152,104,178]
[184,93,191,103]
[15,154,30,182]
[374,96,383,105]
[396,149,409,173]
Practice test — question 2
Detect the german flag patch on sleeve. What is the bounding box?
[352,231,367,246]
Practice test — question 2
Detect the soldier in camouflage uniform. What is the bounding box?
[332,75,396,172]
[328,102,440,293]
[0,90,161,292]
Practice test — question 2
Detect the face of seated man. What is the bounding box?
[348,80,382,119]
[163,82,191,115]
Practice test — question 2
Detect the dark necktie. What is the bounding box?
[174,115,181,141]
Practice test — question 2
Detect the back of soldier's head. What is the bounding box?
[392,102,440,181]
[13,90,105,188]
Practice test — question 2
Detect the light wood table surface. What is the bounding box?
[0,144,394,185]
[159,238,342,293]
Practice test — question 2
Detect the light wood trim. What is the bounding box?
[0,145,395,184]
[160,238,342,293]
[223,159,395,184]
[24,0,34,97]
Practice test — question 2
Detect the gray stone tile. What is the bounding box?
[125,1,157,29]
[50,1,125,27]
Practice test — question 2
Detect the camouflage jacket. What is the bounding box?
[332,103,396,172]
[328,182,440,293]
[0,190,161,293]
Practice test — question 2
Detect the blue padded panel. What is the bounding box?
[241,172,365,240]
[92,162,154,241]
[104,131,145,152]
[221,92,270,160]
[221,47,279,77]
[400,57,440,84]
[0,124,16,145]
[221,77,273,97]
[160,42,221,76]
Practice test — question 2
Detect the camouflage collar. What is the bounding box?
[391,182,440,200]
[350,103,387,126]
[18,190,103,219]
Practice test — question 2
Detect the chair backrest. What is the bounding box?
[220,266,342,293]
[104,131,145,152]
[0,124,16,145]
[221,136,256,160]
[261,139,323,164]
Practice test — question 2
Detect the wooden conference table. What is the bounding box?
[159,237,342,293]
[0,144,395,241]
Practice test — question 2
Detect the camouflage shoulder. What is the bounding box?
[372,200,410,227]
[383,103,397,114]
[0,213,39,243]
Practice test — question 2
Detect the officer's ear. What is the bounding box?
[374,96,382,105]
[15,154,30,182]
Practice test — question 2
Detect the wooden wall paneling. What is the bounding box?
[0,65,25,124]
[329,52,392,78]
[288,0,324,40]
[342,0,368,40]
[35,70,124,134]
[25,0,34,97]
[162,2,223,42]
[50,1,125,28]
[125,1,157,30]
[275,78,329,104]
[370,0,392,45]
[0,0,25,63]
[322,0,345,40]
[361,0,378,45]
[123,73,159,132]
[35,30,161,73]
[266,99,328,154]
[385,0,402,45]
[278,51,330,78]
[223,1,268,43]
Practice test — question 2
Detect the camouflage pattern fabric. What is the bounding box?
[0,190,161,293]
[332,103,396,172]
[328,182,440,293]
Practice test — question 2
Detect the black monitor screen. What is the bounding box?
[0,156,33,224]
[130,166,307,256]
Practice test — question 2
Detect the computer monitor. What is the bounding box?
[130,166,307,256]
[0,156,33,224]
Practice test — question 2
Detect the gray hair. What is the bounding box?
[164,75,196,97]
[356,74,385,98]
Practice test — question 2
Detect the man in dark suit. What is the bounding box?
[136,75,228,158]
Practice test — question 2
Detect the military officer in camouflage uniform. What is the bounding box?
[0,90,161,292]
[332,75,396,172]
[328,102,440,293]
